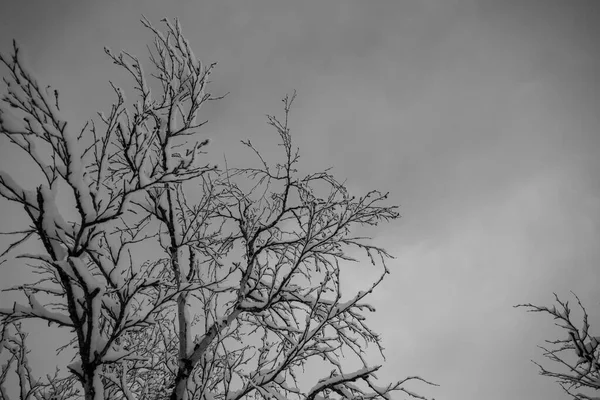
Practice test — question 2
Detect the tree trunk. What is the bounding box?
[170,359,193,400]
[82,365,101,400]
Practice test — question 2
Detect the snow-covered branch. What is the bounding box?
[517,292,600,399]
[0,16,434,400]
[0,16,221,400]
[0,322,81,400]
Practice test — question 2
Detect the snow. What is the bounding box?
[174,147,194,171]
[39,184,70,260]
[26,137,56,180]
[240,297,268,309]
[168,99,179,136]
[89,246,124,289]
[0,107,23,132]
[102,296,121,317]
[44,181,73,233]
[226,388,245,400]
[165,139,175,172]
[102,346,148,363]
[307,366,379,396]
[55,255,106,360]
[160,172,183,183]
[67,360,83,377]
[116,87,126,103]
[182,37,199,70]
[587,336,599,348]
[41,122,62,139]
[92,371,104,400]
[157,116,168,143]
[0,171,38,211]
[27,293,73,325]
[257,385,287,400]
[0,292,73,327]
[69,256,103,293]
[138,66,149,99]
[63,123,96,222]
[54,258,75,280]
[157,190,169,212]
[5,84,29,110]
[183,305,193,355]
[34,81,60,118]
[138,166,152,187]
[262,319,303,335]
[134,125,150,167]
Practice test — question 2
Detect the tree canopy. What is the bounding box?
[0,17,435,400]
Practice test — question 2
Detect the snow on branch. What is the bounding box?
[0,16,434,400]
[0,322,81,400]
[0,15,222,400]
[181,93,436,400]
[0,290,73,327]
[516,292,600,399]
[306,365,437,400]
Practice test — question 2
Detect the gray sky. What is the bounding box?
[1,1,600,399]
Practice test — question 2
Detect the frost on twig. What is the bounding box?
[305,366,438,400]
[516,292,600,399]
[0,322,80,400]
[0,16,434,400]
[0,16,219,400]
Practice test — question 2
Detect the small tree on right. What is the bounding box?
[516,293,600,400]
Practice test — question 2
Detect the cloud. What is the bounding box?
[2,2,600,399]
[368,165,600,400]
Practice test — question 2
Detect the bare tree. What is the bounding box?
[516,293,600,400]
[0,17,436,400]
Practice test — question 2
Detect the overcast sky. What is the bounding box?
[1,1,600,399]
